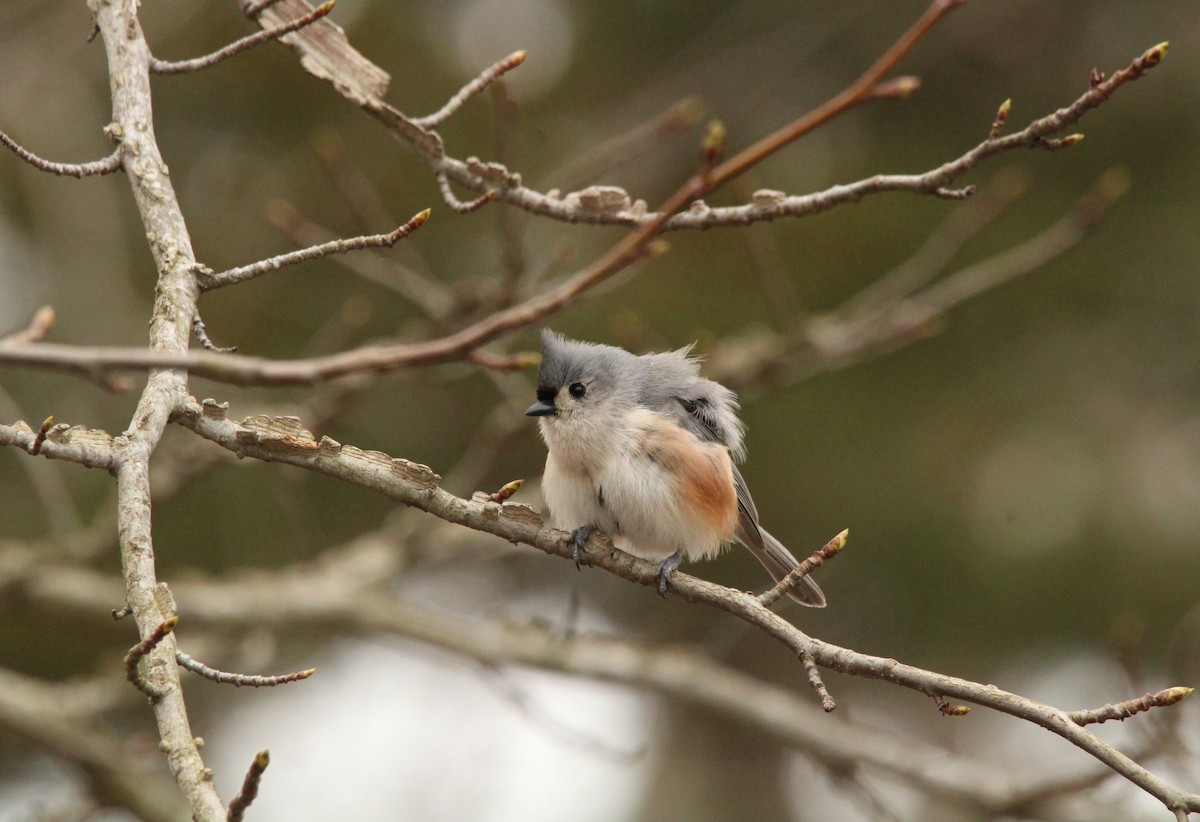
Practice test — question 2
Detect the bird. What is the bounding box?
[525,329,825,607]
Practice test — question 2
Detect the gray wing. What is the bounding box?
[647,370,827,607]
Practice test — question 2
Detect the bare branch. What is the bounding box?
[170,401,1200,815]
[175,649,315,687]
[265,200,455,318]
[0,421,118,471]
[227,750,270,822]
[800,650,836,712]
[437,171,497,214]
[198,208,431,291]
[91,1,225,815]
[192,313,237,353]
[413,50,527,129]
[0,130,121,177]
[1069,687,1194,727]
[759,529,847,609]
[0,240,668,386]
[150,2,334,75]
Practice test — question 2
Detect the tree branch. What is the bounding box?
[197,208,430,291]
[172,400,1200,816]
[0,130,122,177]
[149,2,334,75]
[90,0,224,817]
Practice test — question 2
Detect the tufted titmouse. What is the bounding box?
[526,330,826,607]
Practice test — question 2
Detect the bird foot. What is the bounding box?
[567,525,598,570]
[655,552,682,598]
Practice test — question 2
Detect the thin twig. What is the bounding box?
[149,2,334,75]
[124,617,179,700]
[175,649,315,687]
[265,200,454,318]
[0,132,121,178]
[28,416,54,456]
[436,172,496,214]
[193,314,237,354]
[759,529,848,609]
[1068,688,1193,727]
[0,306,56,346]
[199,209,430,291]
[800,650,836,712]
[413,50,526,128]
[227,750,270,822]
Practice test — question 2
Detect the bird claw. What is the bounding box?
[655,552,682,598]
[567,525,598,570]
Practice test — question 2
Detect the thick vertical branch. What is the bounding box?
[88,1,223,818]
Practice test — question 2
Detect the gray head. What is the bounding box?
[525,330,642,425]
[526,330,748,458]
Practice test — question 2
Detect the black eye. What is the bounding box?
[569,382,586,399]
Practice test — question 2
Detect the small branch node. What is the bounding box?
[934,185,976,200]
[227,749,270,822]
[28,416,54,455]
[488,478,524,503]
[414,50,527,128]
[989,98,1012,138]
[151,2,335,75]
[700,119,726,183]
[759,529,848,609]
[934,695,971,716]
[111,604,133,620]
[124,616,179,700]
[176,649,315,687]
[800,650,836,712]
[0,131,122,178]
[1036,133,1085,151]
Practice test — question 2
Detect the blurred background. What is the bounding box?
[0,1,1197,819]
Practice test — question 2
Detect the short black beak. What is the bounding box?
[525,400,557,417]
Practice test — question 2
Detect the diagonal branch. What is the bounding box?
[414,50,526,129]
[170,401,1200,816]
[197,208,431,291]
[149,2,334,75]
